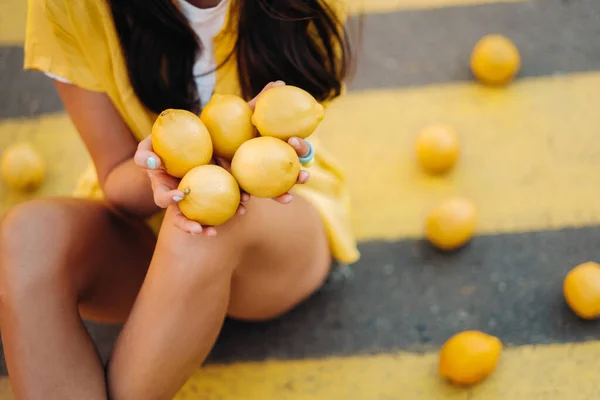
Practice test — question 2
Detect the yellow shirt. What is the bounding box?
[24,0,360,264]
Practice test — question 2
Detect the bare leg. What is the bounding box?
[0,199,156,400]
[108,196,330,399]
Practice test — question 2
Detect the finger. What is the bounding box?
[272,193,293,204]
[296,170,310,184]
[236,204,247,216]
[137,134,153,152]
[214,156,231,172]
[148,171,182,208]
[203,226,218,237]
[288,137,310,158]
[155,187,185,209]
[171,206,204,235]
[240,192,251,203]
[135,137,163,170]
[248,80,286,110]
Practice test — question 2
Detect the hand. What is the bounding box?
[134,135,247,236]
[242,80,312,204]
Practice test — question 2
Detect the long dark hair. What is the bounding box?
[108,0,352,115]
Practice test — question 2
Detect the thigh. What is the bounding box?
[227,195,331,321]
[0,198,156,323]
[106,198,330,398]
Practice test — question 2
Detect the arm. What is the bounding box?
[55,81,160,218]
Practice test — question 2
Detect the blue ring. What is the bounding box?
[298,139,315,165]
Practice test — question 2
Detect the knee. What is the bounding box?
[0,200,71,299]
[156,207,248,277]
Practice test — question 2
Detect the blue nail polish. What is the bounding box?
[147,157,157,169]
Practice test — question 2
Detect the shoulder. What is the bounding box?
[27,0,107,47]
[25,0,108,92]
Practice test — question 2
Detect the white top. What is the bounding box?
[46,0,228,109]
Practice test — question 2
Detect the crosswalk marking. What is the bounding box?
[318,71,600,240]
[3,72,600,241]
[173,340,600,399]
[0,113,87,214]
[0,0,27,45]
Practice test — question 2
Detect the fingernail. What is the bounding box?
[173,196,183,202]
[275,80,285,85]
[146,157,157,169]
[290,138,300,148]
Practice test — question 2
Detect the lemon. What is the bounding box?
[470,34,521,86]
[177,165,240,226]
[152,109,213,178]
[415,124,460,174]
[1,142,46,192]
[252,86,325,140]
[200,94,256,160]
[439,330,503,386]
[425,198,477,251]
[231,136,300,198]
[563,261,600,320]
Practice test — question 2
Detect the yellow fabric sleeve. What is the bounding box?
[24,0,103,92]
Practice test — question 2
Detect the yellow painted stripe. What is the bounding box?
[171,341,600,399]
[0,341,596,398]
[0,0,27,45]
[3,73,600,240]
[0,113,88,215]
[318,71,600,241]
[0,379,13,400]
[348,0,528,14]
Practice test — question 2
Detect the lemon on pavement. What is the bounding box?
[252,85,325,140]
[231,136,301,198]
[1,142,46,192]
[177,165,240,227]
[200,94,256,160]
[425,197,477,251]
[439,330,503,386]
[152,109,213,178]
[563,261,600,320]
[470,34,521,86]
[415,124,460,174]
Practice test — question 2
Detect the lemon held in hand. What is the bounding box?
[251,85,325,140]
[200,94,256,160]
[415,124,460,175]
[563,261,600,320]
[231,136,301,198]
[1,142,46,192]
[439,330,502,386]
[470,34,521,86]
[425,197,477,251]
[177,165,240,227]
[152,109,213,178]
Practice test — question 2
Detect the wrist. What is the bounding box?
[103,159,160,218]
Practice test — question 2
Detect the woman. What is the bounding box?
[0,0,359,398]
